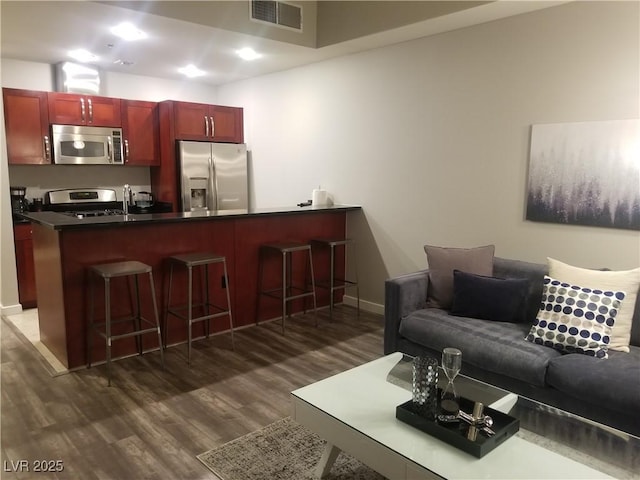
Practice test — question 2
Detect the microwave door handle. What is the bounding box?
[107,136,113,163]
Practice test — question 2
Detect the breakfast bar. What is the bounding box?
[23,205,361,369]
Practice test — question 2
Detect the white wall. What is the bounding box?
[217,1,640,307]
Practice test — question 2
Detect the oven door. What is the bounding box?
[52,125,124,165]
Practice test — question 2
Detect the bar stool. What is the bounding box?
[311,238,360,319]
[256,242,318,334]
[164,252,234,365]
[87,260,164,386]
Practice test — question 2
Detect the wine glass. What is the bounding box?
[441,347,462,414]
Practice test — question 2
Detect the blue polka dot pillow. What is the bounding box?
[525,275,626,359]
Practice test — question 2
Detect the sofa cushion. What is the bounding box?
[546,348,640,415]
[492,257,547,324]
[525,275,625,359]
[399,308,561,387]
[450,270,530,323]
[548,257,640,353]
[424,244,495,309]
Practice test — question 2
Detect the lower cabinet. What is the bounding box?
[13,223,37,308]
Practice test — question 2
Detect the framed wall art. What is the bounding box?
[526,119,639,231]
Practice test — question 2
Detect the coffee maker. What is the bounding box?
[10,186,28,217]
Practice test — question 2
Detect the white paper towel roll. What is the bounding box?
[312,188,328,206]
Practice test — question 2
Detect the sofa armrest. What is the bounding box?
[384,269,429,354]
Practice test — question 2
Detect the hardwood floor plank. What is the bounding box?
[2,306,383,479]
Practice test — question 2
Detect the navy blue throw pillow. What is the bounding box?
[450,270,530,323]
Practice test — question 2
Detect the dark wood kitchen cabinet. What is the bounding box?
[2,88,51,164]
[121,100,159,166]
[13,223,37,308]
[48,92,121,127]
[173,101,243,143]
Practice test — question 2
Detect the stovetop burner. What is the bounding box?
[62,209,124,219]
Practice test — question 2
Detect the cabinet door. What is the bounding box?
[13,224,37,308]
[211,105,244,143]
[122,100,159,165]
[2,88,51,164]
[48,92,121,126]
[173,101,210,140]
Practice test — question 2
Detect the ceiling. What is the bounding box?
[0,1,568,87]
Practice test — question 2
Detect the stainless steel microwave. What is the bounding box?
[52,124,124,165]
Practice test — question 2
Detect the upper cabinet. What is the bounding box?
[3,88,51,164]
[121,100,159,166]
[173,101,243,143]
[48,92,122,127]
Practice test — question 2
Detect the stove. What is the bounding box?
[44,188,124,217]
[61,209,124,219]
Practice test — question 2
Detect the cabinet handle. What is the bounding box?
[209,116,215,138]
[80,98,86,122]
[204,116,209,137]
[88,98,93,123]
[43,135,51,162]
[124,139,130,162]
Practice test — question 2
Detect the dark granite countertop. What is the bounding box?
[21,204,361,231]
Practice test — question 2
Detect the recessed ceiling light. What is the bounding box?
[111,22,147,41]
[237,48,261,61]
[67,49,99,62]
[178,64,205,78]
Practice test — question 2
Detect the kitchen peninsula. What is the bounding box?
[23,205,360,369]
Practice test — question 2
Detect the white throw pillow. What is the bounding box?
[548,257,640,353]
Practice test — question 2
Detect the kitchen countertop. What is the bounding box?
[19,204,361,230]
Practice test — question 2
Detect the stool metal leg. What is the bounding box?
[88,271,95,368]
[148,271,164,368]
[187,264,193,365]
[329,244,335,319]
[133,274,143,354]
[256,248,264,325]
[353,242,360,317]
[164,262,175,348]
[222,259,235,350]
[281,251,287,334]
[104,277,112,387]
[308,248,318,327]
[204,264,211,338]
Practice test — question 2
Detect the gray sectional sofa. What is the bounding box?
[384,257,640,436]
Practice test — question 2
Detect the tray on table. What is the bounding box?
[396,392,520,458]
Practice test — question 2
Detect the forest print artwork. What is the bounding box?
[526,119,640,231]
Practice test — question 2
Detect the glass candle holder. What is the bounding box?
[412,355,439,419]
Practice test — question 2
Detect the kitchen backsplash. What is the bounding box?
[8,164,152,202]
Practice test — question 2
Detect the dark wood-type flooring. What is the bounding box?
[1,307,384,479]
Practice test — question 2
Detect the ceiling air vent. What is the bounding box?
[251,0,302,31]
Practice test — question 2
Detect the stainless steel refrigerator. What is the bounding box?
[178,141,248,212]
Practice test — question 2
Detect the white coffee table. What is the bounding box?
[291,353,631,479]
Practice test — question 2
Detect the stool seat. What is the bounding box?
[257,241,318,334]
[262,242,314,253]
[91,260,152,278]
[169,252,226,267]
[311,238,351,247]
[87,260,164,386]
[165,251,234,365]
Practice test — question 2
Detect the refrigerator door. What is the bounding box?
[178,141,213,211]
[211,143,248,210]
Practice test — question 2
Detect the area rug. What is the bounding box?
[197,417,386,480]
